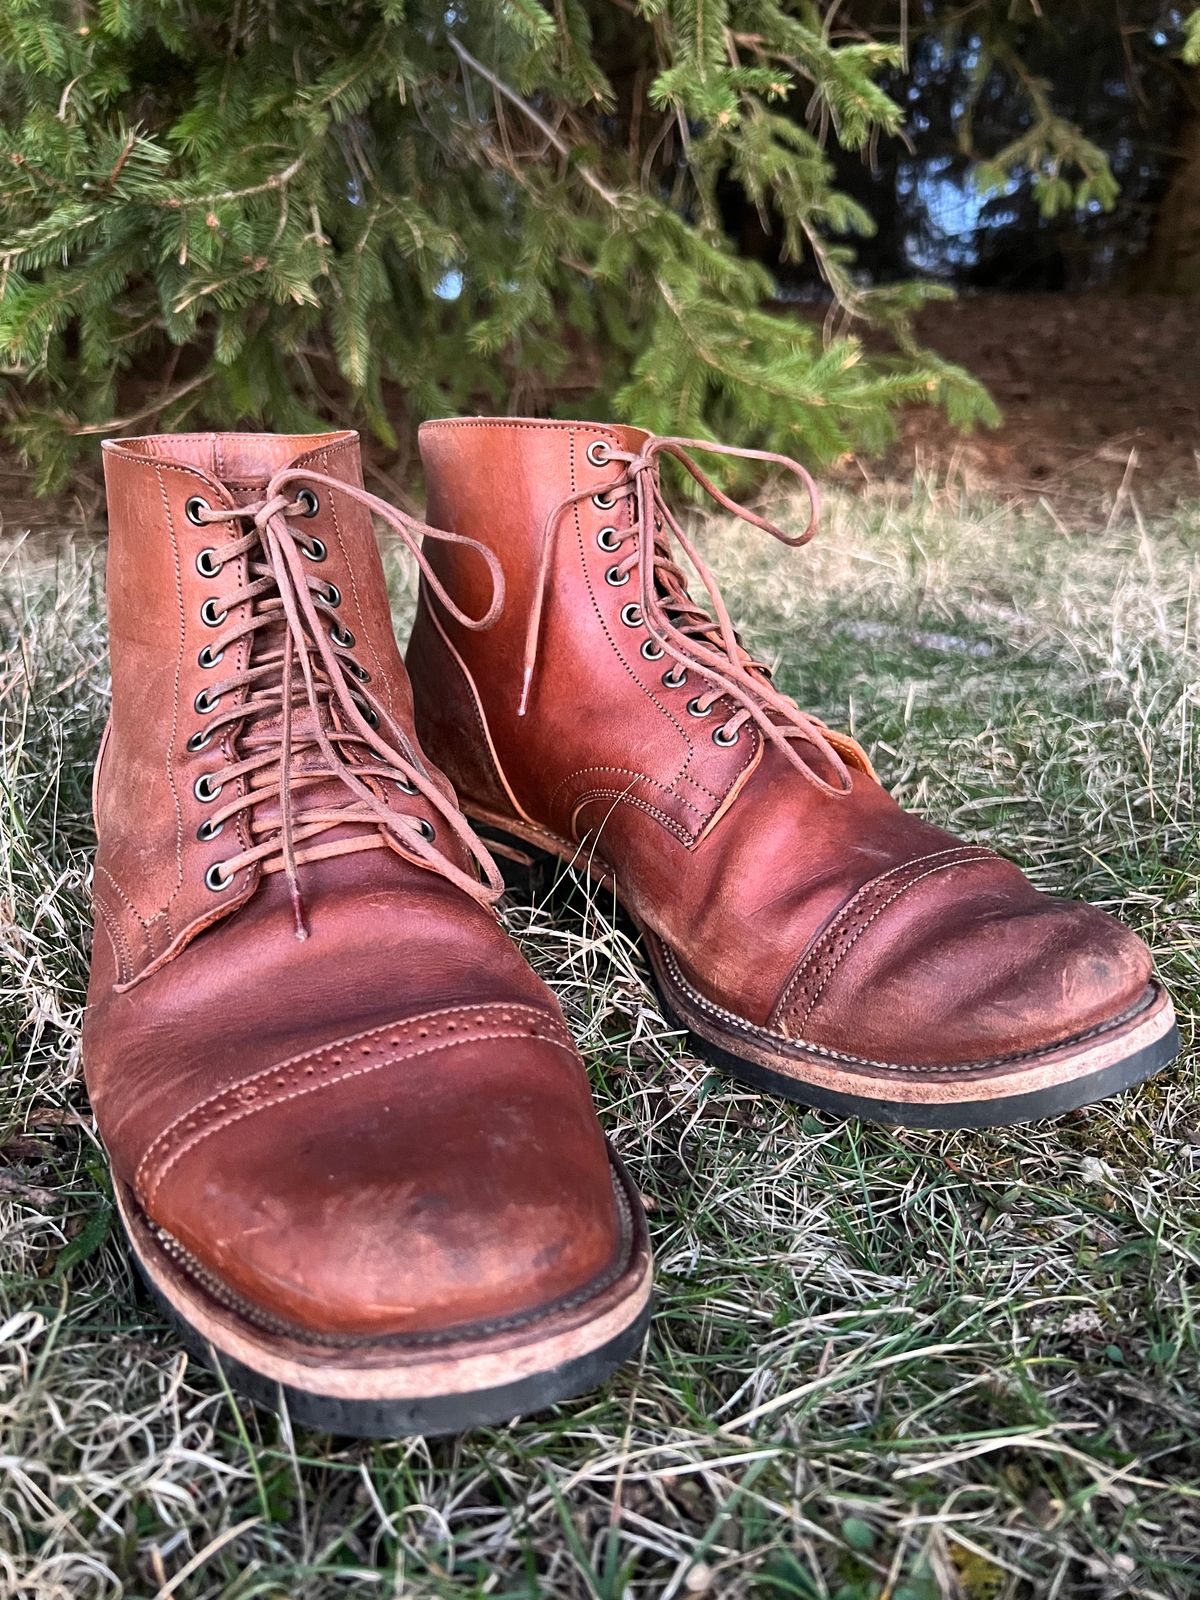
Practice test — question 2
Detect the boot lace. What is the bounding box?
[520,435,875,796]
[188,466,506,935]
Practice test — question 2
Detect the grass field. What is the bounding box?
[1,481,1198,1600]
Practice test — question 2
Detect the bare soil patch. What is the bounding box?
[855,292,1200,516]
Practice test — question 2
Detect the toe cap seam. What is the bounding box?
[135,1001,572,1205]
[775,850,999,1036]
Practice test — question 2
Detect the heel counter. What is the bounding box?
[407,590,518,822]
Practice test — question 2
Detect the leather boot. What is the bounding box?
[85,430,650,1436]
[407,419,1178,1129]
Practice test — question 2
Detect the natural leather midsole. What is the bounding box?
[134,1161,640,1351]
[119,1172,653,1399]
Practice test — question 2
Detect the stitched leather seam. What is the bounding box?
[771,845,993,1024]
[93,862,152,933]
[419,583,527,818]
[422,419,616,438]
[551,764,678,808]
[152,463,188,923]
[680,716,759,812]
[571,432,702,782]
[555,766,710,825]
[91,891,132,986]
[143,1024,577,1207]
[660,940,1155,1075]
[292,434,358,469]
[785,852,997,1033]
[318,454,393,719]
[106,432,354,457]
[135,1001,565,1191]
[571,431,762,818]
[572,789,694,846]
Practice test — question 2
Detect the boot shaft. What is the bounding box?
[413,418,773,844]
[96,431,424,986]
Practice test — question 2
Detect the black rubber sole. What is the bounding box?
[478,820,1180,1130]
[127,1238,652,1438]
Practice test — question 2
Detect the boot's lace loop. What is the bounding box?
[521,435,874,796]
[189,466,506,933]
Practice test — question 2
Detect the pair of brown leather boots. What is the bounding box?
[85,423,1177,1437]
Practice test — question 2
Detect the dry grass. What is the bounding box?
[1,480,1198,1600]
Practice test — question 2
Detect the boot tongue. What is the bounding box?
[208,431,357,485]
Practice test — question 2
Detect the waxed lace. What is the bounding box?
[189,466,505,935]
[521,435,874,796]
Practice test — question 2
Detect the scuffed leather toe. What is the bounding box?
[134,1012,623,1339]
[773,852,1153,1068]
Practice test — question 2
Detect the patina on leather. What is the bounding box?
[407,418,1173,1116]
[85,430,641,1352]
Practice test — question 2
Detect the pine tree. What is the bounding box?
[0,1,1140,491]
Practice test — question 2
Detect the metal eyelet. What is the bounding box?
[300,535,327,562]
[417,818,435,842]
[200,598,227,627]
[195,548,222,578]
[322,582,342,608]
[619,602,643,628]
[330,623,355,648]
[662,665,687,688]
[713,725,740,746]
[194,773,223,802]
[198,644,223,669]
[186,730,213,753]
[605,565,630,588]
[346,660,370,683]
[593,491,616,511]
[297,488,320,518]
[197,817,223,841]
[597,526,621,552]
[687,696,713,718]
[641,638,665,661]
[194,689,220,715]
[395,774,418,795]
[586,441,611,467]
[205,862,231,891]
[185,496,210,526]
[355,698,379,729]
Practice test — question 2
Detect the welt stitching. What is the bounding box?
[660,941,1154,1075]
[143,1026,576,1207]
[134,1001,560,1188]
[772,846,991,1022]
[149,1163,638,1350]
[789,853,997,1031]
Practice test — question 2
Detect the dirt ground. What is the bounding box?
[857,292,1200,516]
[2,293,1197,533]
